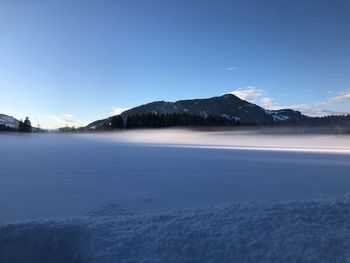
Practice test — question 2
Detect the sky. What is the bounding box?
[0,0,349,128]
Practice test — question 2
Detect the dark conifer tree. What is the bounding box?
[123,113,239,129]
[19,117,32,132]
[110,115,124,129]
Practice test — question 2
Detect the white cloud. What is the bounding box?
[53,116,74,124]
[328,90,350,103]
[259,97,277,109]
[295,90,350,117]
[53,115,87,128]
[229,87,350,117]
[290,105,348,117]
[259,97,274,104]
[285,104,325,117]
[111,107,128,115]
[229,86,281,109]
[229,86,264,103]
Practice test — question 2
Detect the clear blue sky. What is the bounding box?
[1,0,349,128]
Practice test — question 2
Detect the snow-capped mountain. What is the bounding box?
[87,94,306,129]
[0,114,19,129]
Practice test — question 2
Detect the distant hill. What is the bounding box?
[86,94,306,130]
[0,114,19,129]
[121,94,305,123]
[0,114,43,132]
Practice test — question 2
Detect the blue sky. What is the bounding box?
[0,0,349,128]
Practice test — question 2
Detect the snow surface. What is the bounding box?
[272,114,289,121]
[0,196,349,263]
[221,114,241,122]
[0,131,350,223]
[264,110,290,121]
[0,130,349,262]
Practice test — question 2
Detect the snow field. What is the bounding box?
[0,196,349,263]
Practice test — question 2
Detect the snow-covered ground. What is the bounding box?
[0,130,349,262]
[1,197,349,263]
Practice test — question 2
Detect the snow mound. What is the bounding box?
[0,197,349,263]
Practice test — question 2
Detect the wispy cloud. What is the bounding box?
[53,116,75,124]
[52,114,87,128]
[328,90,350,103]
[288,104,349,117]
[229,87,350,117]
[229,86,280,109]
[259,97,277,109]
[111,107,128,115]
[229,86,264,103]
[225,67,238,71]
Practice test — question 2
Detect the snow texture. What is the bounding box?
[264,110,290,121]
[0,196,349,263]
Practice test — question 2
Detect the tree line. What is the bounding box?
[18,117,32,132]
[277,114,350,127]
[89,113,240,131]
[55,113,350,134]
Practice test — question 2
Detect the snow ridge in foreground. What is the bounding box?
[0,197,349,263]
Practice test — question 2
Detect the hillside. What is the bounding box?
[86,94,306,130]
[0,114,19,129]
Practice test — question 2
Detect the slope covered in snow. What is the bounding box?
[0,114,19,129]
[0,196,349,263]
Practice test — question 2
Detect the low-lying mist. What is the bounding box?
[80,127,350,154]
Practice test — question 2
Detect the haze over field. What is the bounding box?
[90,129,350,153]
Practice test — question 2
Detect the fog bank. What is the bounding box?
[81,128,350,154]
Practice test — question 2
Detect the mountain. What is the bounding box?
[121,94,305,124]
[0,114,19,129]
[86,94,306,129]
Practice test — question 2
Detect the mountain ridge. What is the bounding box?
[87,94,306,129]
